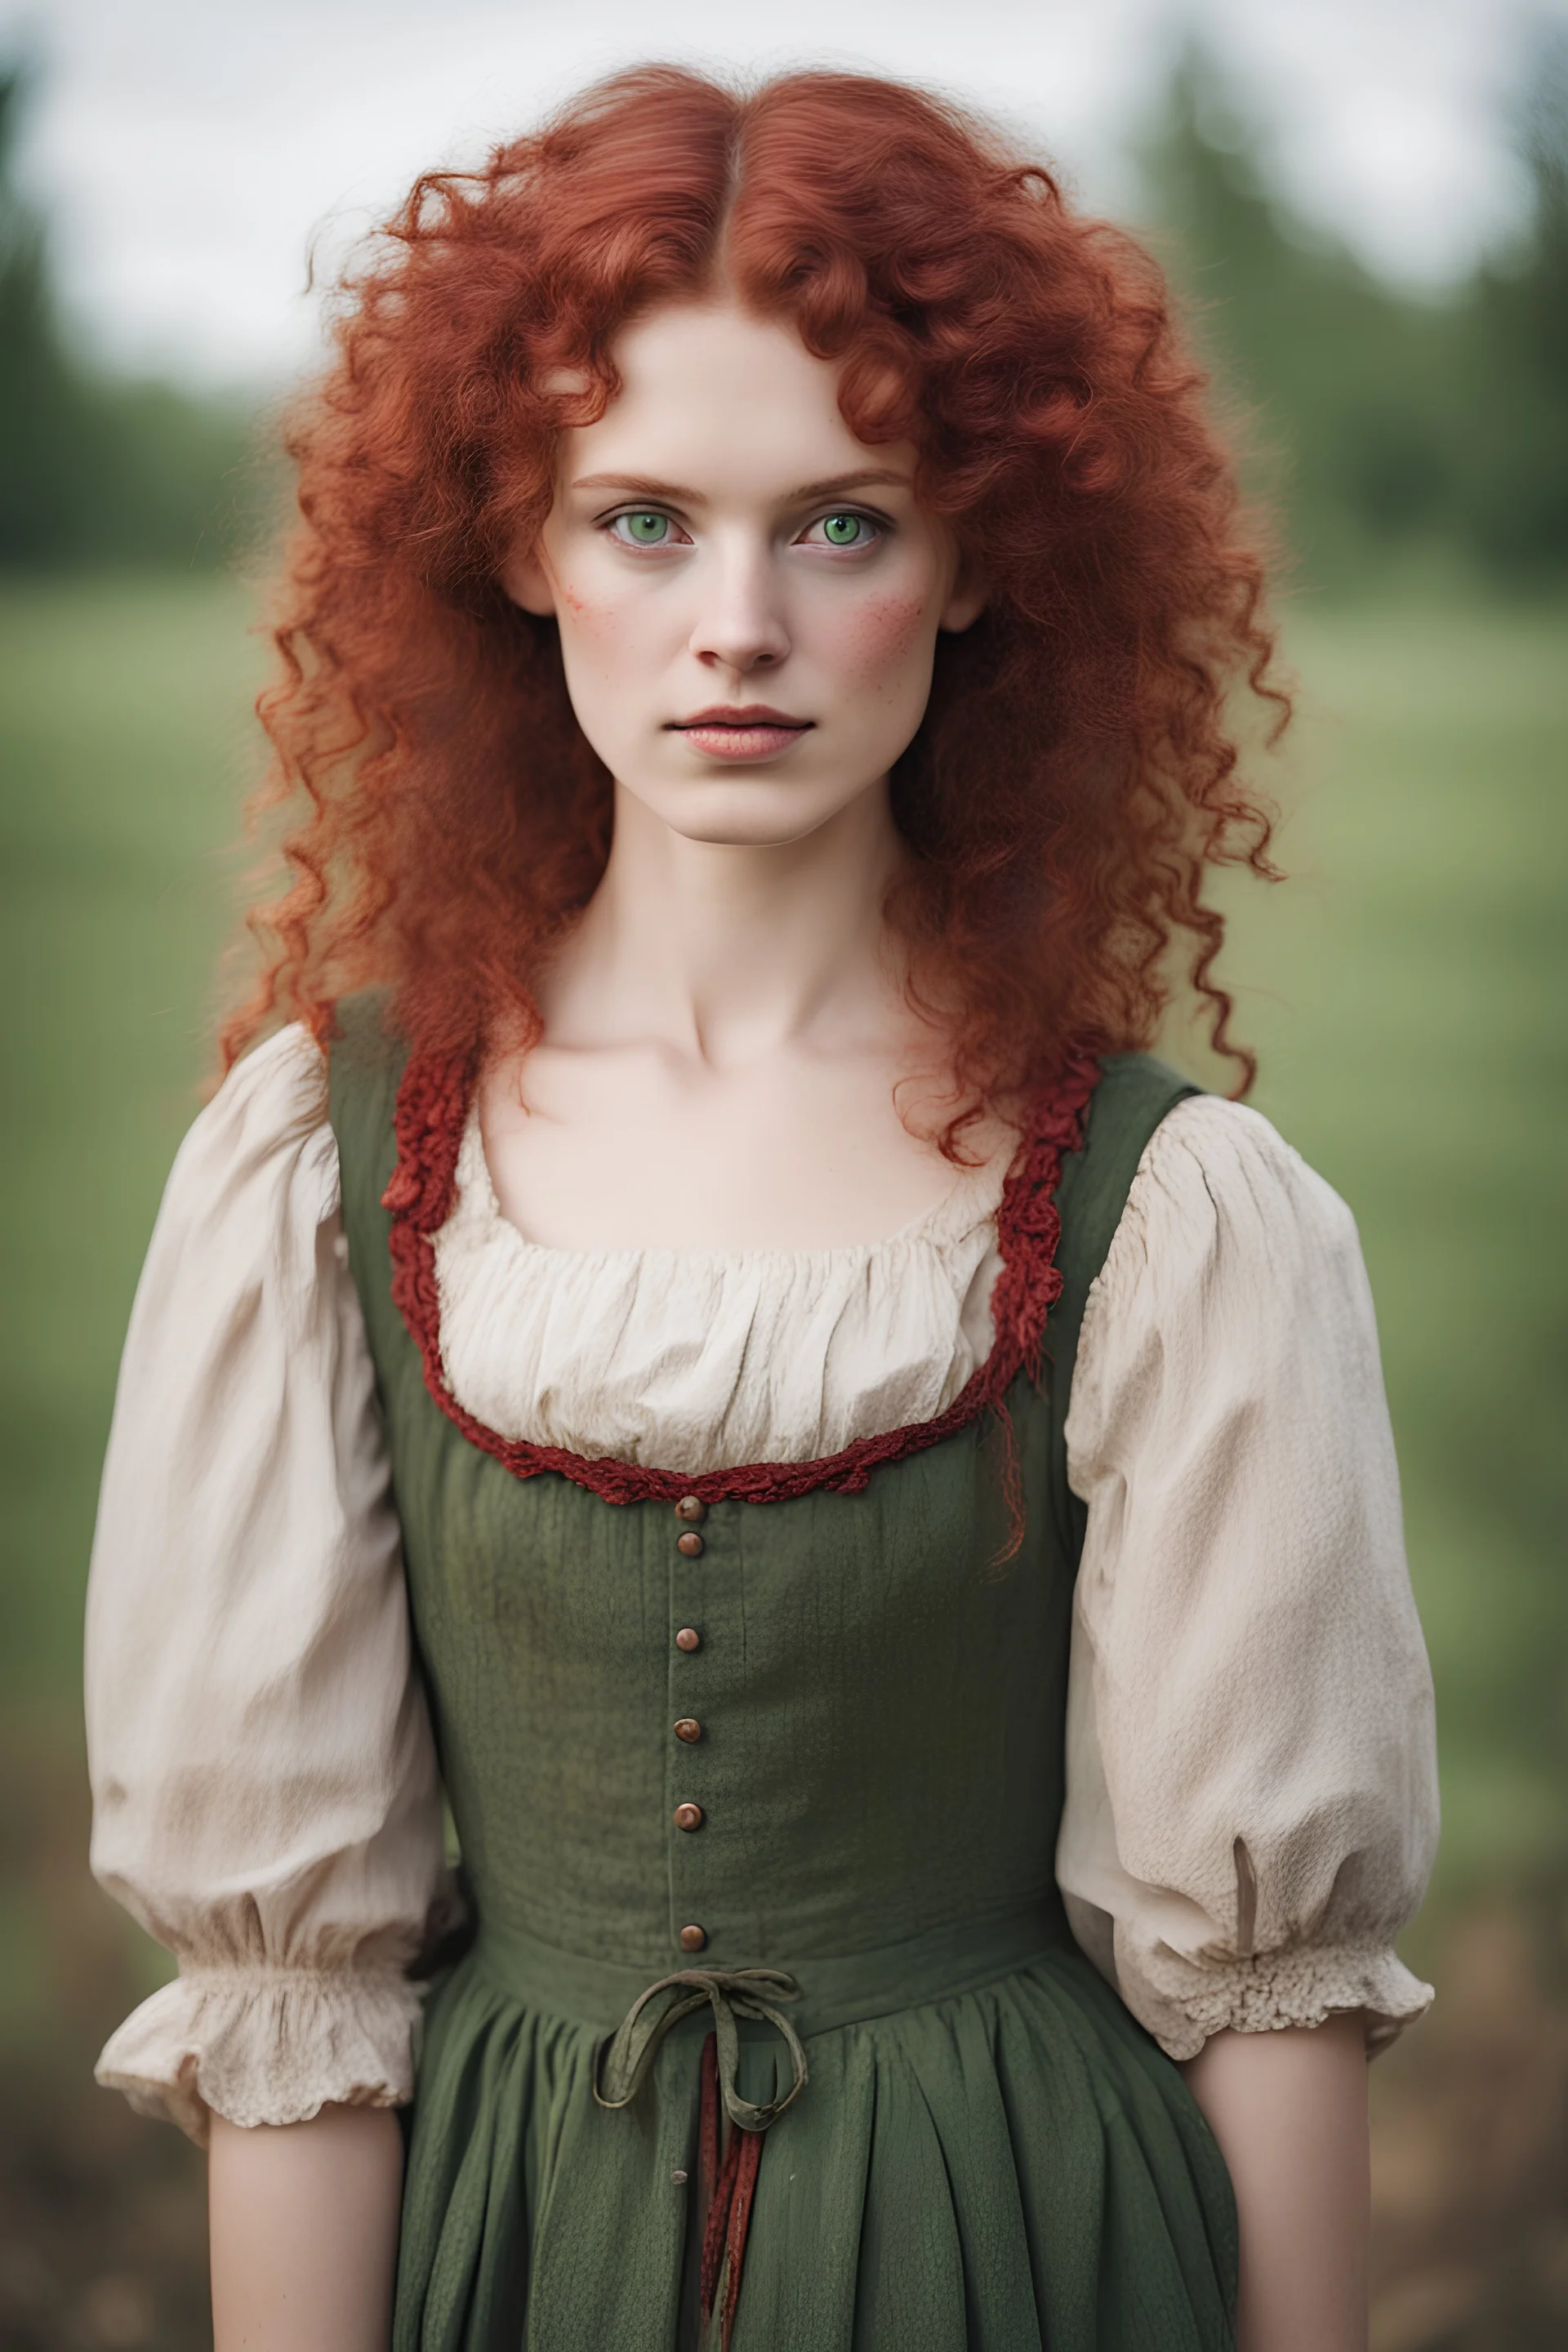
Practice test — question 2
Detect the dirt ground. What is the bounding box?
[1364,1901,1568,2350]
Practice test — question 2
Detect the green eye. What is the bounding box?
[821,513,866,546]
[618,511,670,545]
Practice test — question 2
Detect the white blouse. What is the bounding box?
[436,1097,1006,1472]
[86,1025,1439,2142]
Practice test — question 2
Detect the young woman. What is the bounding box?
[85,65,1438,2352]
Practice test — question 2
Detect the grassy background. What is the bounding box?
[0,574,1565,2345]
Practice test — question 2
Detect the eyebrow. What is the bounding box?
[568,467,914,503]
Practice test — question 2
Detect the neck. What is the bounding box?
[544,777,911,1067]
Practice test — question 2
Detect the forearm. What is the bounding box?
[1181,2011,1369,2352]
[208,2102,404,2352]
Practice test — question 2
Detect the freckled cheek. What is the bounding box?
[553,586,675,730]
[822,592,934,687]
[554,585,665,672]
[555,581,608,632]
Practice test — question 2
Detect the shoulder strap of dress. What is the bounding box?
[1044,1051,1202,1567]
[327,987,412,1302]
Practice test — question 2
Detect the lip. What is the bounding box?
[667,705,814,764]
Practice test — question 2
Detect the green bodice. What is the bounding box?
[328,998,1233,2352]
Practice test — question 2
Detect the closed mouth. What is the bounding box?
[665,706,815,764]
[667,706,813,733]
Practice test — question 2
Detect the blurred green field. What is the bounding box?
[2,573,1565,1908]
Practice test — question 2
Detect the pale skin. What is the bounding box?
[208,298,1370,2351]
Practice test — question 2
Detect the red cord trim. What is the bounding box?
[696,2031,764,2350]
[382,1045,1102,1506]
[720,2127,763,2351]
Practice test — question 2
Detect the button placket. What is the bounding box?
[666,1495,722,1958]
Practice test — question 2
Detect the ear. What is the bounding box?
[938,549,987,635]
[501,541,557,617]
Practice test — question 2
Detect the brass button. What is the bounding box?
[676,1531,705,1558]
[675,1626,702,1653]
[679,1923,708,1953]
[675,1496,707,1525]
[673,1802,704,1832]
[674,1717,702,1744]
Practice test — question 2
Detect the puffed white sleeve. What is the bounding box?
[86,1023,452,2144]
[1056,1094,1439,2062]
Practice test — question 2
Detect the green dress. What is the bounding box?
[328,999,1237,2352]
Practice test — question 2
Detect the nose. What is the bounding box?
[688,537,791,675]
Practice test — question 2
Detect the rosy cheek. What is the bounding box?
[834,592,930,679]
[554,582,635,650]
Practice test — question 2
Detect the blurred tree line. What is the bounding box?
[1141,29,1568,589]
[2,37,1566,584]
[0,68,252,569]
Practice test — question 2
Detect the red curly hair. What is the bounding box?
[225,63,1282,1124]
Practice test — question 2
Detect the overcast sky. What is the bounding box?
[2,0,1561,387]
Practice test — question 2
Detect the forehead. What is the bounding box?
[559,300,881,492]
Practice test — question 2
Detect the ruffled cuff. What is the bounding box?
[1115,1936,1435,2064]
[95,1963,425,2145]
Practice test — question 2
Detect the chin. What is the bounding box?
[635,778,861,850]
[668,813,834,849]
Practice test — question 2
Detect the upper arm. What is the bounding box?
[1056,1094,1438,2060]
[85,1026,451,2140]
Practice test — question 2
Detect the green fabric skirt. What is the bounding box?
[394,1919,1237,2351]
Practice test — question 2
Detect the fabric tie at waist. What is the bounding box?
[472,1895,1071,2044]
[593,1966,807,2132]
[585,1963,813,2349]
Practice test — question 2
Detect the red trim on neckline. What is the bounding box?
[381,1050,1102,1505]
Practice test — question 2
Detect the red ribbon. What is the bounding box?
[697,2029,764,2350]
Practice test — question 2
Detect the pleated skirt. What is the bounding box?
[393,1942,1237,2351]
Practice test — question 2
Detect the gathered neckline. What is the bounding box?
[381,1045,1103,1511]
